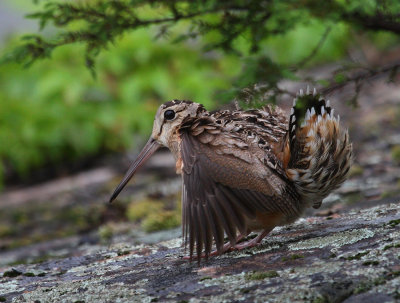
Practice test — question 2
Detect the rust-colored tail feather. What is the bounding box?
[285,88,353,209]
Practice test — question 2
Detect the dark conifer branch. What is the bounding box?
[2,0,400,103]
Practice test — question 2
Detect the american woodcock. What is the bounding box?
[110,88,353,261]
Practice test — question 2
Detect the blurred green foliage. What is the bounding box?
[0,28,239,187]
[0,0,399,188]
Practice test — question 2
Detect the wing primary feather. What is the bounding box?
[205,194,224,253]
[198,203,212,259]
[272,197,291,215]
[236,188,296,217]
[196,158,214,199]
[213,190,238,245]
[274,196,297,217]
[210,195,236,247]
[239,190,273,213]
[182,183,188,251]
[189,203,196,261]
[221,186,256,219]
[218,186,247,236]
[192,204,203,264]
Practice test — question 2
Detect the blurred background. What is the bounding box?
[0,0,400,266]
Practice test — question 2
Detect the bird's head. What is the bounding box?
[109,100,205,202]
[151,100,204,147]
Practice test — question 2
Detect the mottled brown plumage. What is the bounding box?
[109,88,353,261]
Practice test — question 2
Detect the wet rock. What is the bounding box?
[0,202,399,303]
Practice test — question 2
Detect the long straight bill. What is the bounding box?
[109,138,160,203]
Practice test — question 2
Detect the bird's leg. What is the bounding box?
[233,228,272,250]
[208,233,247,256]
[182,233,247,260]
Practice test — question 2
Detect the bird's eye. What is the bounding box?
[164,109,176,120]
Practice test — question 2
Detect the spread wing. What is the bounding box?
[180,131,299,260]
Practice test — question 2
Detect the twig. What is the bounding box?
[345,11,400,34]
[295,26,332,69]
[321,61,400,95]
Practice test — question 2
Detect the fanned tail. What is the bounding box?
[284,87,353,209]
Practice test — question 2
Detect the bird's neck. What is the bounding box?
[166,132,184,175]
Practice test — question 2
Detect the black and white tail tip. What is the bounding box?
[288,87,339,139]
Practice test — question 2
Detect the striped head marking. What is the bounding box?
[151,100,205,147]
[109,99,205,203]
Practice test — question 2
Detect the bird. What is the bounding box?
[109,88,353,261]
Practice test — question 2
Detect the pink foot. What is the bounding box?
[182,234,247,260]
[233,228,272,251]
[233,238,262,250]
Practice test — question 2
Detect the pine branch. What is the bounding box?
[322,61,400,95]
[2,0,400,103]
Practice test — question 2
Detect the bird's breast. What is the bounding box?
[175,157,183,174]
[167,135,184,175]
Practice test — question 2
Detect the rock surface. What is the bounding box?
[1,68,400,303]
[1,199,399,303]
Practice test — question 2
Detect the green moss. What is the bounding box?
[353,276,387,295]
[127,196,182,233]
[11,211,29,224]
[7,259,28,266]
[391,145,400,164]
[382,243,400,250]
[117,250,130,256]
[3,269,22,278]
[349,164,364,177]
[353,281,372,294]
[23,272,36,277]
[373,277,386,286]
[199,276,212,281]
[389,271,400,278]
[29,255,56,264]
[345,251,369,260]
[1,202,108,252]
[0,225,16,237]
[56,205,102,231]
[98,225,113,242]
[142,210,180,232]
[383,244,393,250]
[246,270,279,280]
[388,219,400,227]
[0,297,6,302]
[312,297,327,303]
[343,192,363,204]
[126,199,164,222]
[362,260,379,266]
[282,254,304,261]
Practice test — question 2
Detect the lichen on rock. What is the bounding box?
[0,201,399,303]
